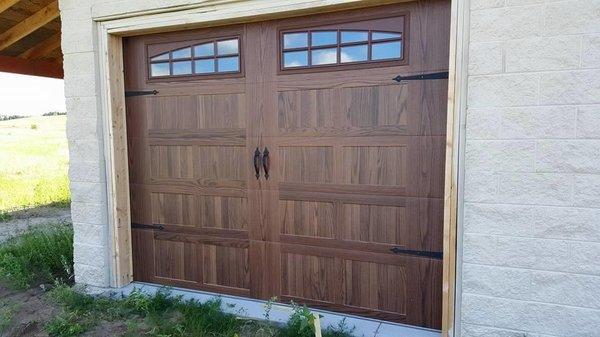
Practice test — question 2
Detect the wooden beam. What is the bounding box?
[0,0,21,16]
[104,32,133,287]
[18,32,61,59]
[0,55,63,78]
[0,1,59,52]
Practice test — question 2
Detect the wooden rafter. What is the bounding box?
[0,1,59,52]
[0,0,21,16]
[19,31,61,59]
[0,55,62,78]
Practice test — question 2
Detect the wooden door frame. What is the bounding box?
[94,0,469,335]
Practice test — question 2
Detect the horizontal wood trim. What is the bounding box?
[281,242,443,267]
[155,230,249,244]
[279,189,441,206]
[132,182,247,198]
[280,182,407,197]
[0,55,63,78]
[281,234,444,258]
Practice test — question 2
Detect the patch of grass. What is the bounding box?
[46,311,88,337]
[0,116,69,220]
[0,299,19,334]
[279,303,355,337]
[46,285,356,337]
[0,226,73,289]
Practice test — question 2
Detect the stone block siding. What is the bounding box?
[59,0,600,334]
[463,1,600,336]
[60,0,108,287]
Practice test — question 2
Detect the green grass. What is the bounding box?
[45,285,355,337]
[0,116,70,221]
[0,225,73,289]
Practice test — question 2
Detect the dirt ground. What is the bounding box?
[0,286,127,337]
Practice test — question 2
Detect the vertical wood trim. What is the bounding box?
[100,24,133,287]
[442,0,468,336]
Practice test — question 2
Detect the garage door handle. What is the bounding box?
[253,148,262,179]
[262,147,270,180]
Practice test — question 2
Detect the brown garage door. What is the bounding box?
[124,1,449,329]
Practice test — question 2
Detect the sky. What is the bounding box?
[0,72,66,116]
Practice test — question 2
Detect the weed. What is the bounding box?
[0,300,19,334]
[0,226,73,289]
[30,124,38,130]
[45,311,88,337]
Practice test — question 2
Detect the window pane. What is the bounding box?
[340,44,368,63]
[283,51,308,68]
[194,43,214,57]
[372,31,402,40]
[151,53,169,61]
[217,56,239,72]
[172,61,192,75]
[283,33,308,49]
[171,47,191,59]
[341,31,368,43]
[194,59,215,74]
[150,62,170,77]
[371,41,402,60]
[311,31,337,47]
[217,39,239,55]
[311,48,337,65]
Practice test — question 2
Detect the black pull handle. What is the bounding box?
[253,148,262,179]
[262,147,270,180]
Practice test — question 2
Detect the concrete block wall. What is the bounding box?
[462,0,600,336]
[60,0,110,287]
[59,0,600,334]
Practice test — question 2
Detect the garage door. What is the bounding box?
[124,1,449,329]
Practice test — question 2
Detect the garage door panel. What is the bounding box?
[279,200,335,238]
[197,93,246,129]
[148,96,198,131]
[150,145,194,179]
[197,195,248,231]
[195,145,247,182]
[278,193,442,251]
[150,192,195,226]
[154,239,200,283]
[278,146,333,184]
[279,243,442,326]
[203,244,250,292]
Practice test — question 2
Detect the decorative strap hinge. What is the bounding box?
[393,71,449,82]
[125,90,159,97]
[131,223,164,231]
[390,247,443,260]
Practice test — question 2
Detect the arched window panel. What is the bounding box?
[280,15,406,71]
[148,37,241,78]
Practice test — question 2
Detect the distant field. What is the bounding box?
[0,116,69,221]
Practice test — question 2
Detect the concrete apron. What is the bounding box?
[104,282,440,337]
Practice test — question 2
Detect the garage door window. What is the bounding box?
[281,28,403,70]
[149,37,241,78]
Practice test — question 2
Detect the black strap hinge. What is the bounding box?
[390,247,443,260]
[393,71,449,83]
[125,90,159,97]
[131,223,164,231]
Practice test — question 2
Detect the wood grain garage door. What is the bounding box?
[124,1,449,329]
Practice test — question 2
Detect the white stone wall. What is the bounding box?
[59,0,600,334]
[462,0,600,336]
